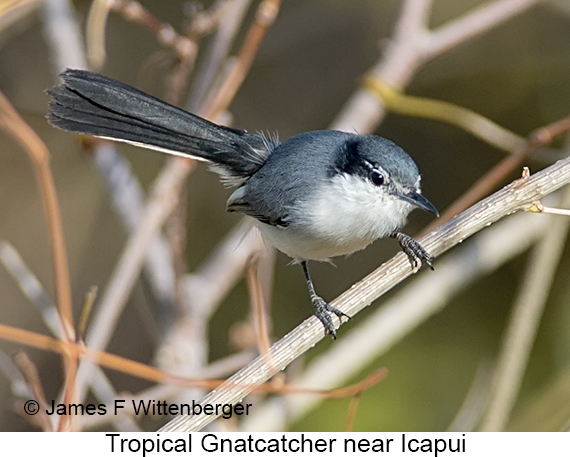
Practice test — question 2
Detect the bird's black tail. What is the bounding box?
[47,69,270,183]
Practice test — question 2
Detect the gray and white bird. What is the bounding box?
[47,69,438,338]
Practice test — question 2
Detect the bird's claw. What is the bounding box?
[311,296,351,339]
[393,232,434,270]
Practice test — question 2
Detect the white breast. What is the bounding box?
[255,173,414,261]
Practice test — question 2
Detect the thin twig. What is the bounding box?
[77,286,98,343]
[165,0,231,105]
[187,0,252,112]
[203,0,281,119]
[13,353,52,431]
[87,0,197,69]
[85,0,112,69]
[528,200,570,217]
[424,115,570,232]
[343,396,361,432]
[245,256,271,356]
[0,92,74,341]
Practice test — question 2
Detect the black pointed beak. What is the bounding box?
[400,191,439,217]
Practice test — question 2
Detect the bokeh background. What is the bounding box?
[0,0,570,431]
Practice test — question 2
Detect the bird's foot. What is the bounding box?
[393,232,434,270]
[311,295,351,339]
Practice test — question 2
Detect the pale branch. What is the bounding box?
[391,0,432,44]
[41,0,86,71]
[422,0,545,61]
[0,348,31,401]
[0,241,61,337]
[332,0,544,133]
[159,155,570,432]
[88,369,142,432]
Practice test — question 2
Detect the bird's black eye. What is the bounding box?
[370,170,385,186]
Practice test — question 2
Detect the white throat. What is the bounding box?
[256,173,414,261]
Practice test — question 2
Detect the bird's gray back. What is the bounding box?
[233,130,354,226]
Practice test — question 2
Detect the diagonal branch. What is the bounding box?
[159,154,570,432]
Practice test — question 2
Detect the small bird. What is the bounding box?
[47,69,438,338]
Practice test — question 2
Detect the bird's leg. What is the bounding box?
[301,261,351,339]
[391,232,434,270]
